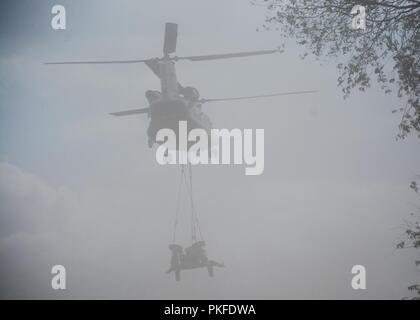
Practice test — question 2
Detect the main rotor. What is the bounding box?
[45,22,317,116]
[45,22,280,66]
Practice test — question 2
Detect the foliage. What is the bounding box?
[396,177,420,299]
[257,0,420,138]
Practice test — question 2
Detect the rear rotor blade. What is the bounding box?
[110,108,150,116]
[144,59,161,78]
[45,58,152,65]
[200,90,318,103]
[163,22,178,56]
[144,59,184,91]
[176,49,279,62]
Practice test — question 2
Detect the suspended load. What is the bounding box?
[167,164,224,281]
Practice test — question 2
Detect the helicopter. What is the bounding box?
[46,22,316,148]
[45,23,319,280]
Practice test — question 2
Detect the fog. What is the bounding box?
[0,0,419,299]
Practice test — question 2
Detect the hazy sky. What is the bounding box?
[1,0,419,299]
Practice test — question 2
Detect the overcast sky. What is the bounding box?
[1,0,419,299]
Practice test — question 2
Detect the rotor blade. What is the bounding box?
[110,108,150,116]
[44,58,152,65]
[200,90,318,103]
[176,49,279,62]
[144,59,184,91]
[144,59,161,78]
[163,22,178,55]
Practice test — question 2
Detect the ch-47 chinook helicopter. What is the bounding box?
[46,23,318,280]
[46,22,316,148]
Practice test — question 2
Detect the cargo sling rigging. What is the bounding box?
[172,163,203,245]
[167,163,224,281]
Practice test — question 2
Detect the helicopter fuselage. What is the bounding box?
[146,60,212,147]
[147,97,212,147]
